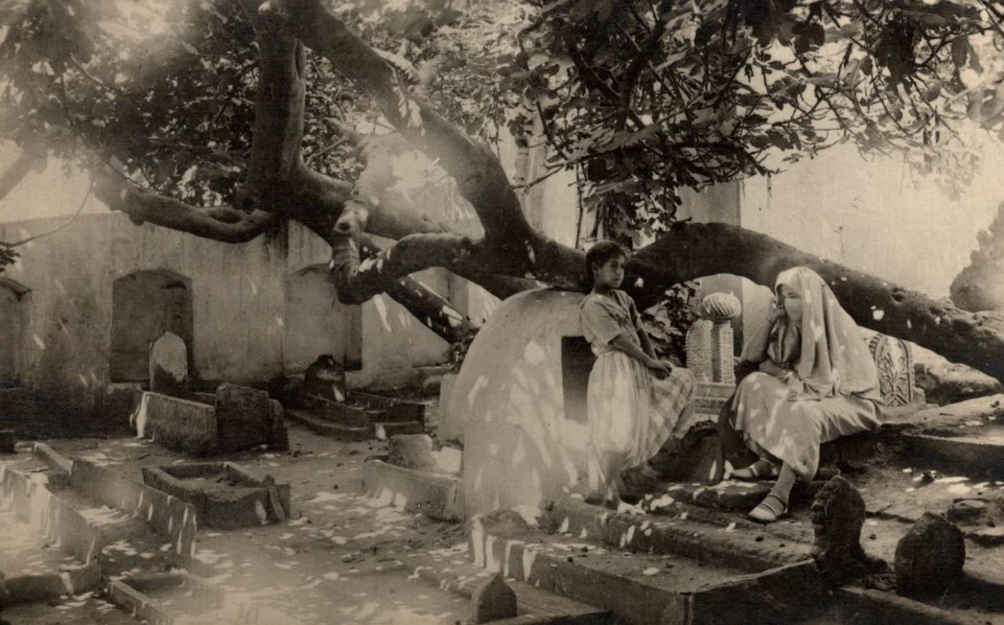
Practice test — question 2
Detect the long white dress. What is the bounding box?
[580,290,696,497]
[728,267,882,480]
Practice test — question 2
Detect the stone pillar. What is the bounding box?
[686,319,713,382]
[685,293,742,422]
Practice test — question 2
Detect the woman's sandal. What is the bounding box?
[731,459,780,481]
[748,493,788,523]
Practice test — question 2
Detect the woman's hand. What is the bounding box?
[783,371,804,401]
[767,298,785,325]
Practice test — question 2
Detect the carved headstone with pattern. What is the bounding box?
[866,334,916,407]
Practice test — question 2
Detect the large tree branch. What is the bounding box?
[268,0,532,246]
[0,145,44,205]
[629,223,1004,382]
[241,0,308,206]
[94,170,279,243]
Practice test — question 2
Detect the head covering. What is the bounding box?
[743,267,880,400]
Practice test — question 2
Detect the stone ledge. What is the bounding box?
[543,497,810,573]
[471,516,826,625]
[362,458,463,522]
[834,586,992,625]
[413,560,612,625]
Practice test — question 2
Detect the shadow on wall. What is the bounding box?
[110,269,194,384]
[283,264,362,374]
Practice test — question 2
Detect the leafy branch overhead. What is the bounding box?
[506,0,1002,225]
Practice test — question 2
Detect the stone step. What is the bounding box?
[0,507,101,605]
[413,555,613,624]
[375,420,425,437]
[543,497,810,573]
[470,511,830,625]
[284,408,373,441]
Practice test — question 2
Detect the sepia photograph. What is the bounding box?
[1,0,1004,623]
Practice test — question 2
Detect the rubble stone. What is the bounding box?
[894,513,965,596]
[471,573,517,623]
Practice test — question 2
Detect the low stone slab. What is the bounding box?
[131,389,287,455]
[133,391,218,456]
[362,458,463,522]
[141,462,290,530]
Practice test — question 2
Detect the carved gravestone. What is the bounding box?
[894,513,965,597]
[471,573,518,624]
[215,383,273,453]
[149,331,188,397]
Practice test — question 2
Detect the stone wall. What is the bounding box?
[0,212,455,416]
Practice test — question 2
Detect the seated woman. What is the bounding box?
[579,240,696,505]
[717,266,881,523]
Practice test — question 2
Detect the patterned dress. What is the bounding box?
[579,289,696,497]
[727,267,882,480]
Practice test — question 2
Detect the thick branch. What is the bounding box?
[243,1,308,203]
[94,171,278,243]
[0,146,43,204]
[275,0,532,244]
[630,223,1004,381]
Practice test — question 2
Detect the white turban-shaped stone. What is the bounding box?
[701,292,741,322]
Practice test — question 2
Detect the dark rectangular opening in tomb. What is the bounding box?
[561,336,595,424]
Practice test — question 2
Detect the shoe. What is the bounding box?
[732,459,780,481]
[748,493,788,523]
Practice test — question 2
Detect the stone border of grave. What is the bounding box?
[141,462,291,530]
[32,443,199,567]
[106,570,223,624]
[0,466,103,605]
[361,457,463,522]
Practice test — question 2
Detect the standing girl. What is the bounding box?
[579,240,696,504]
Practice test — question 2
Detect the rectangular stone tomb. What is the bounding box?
[141,462,291,530]
[131,386,287,455]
